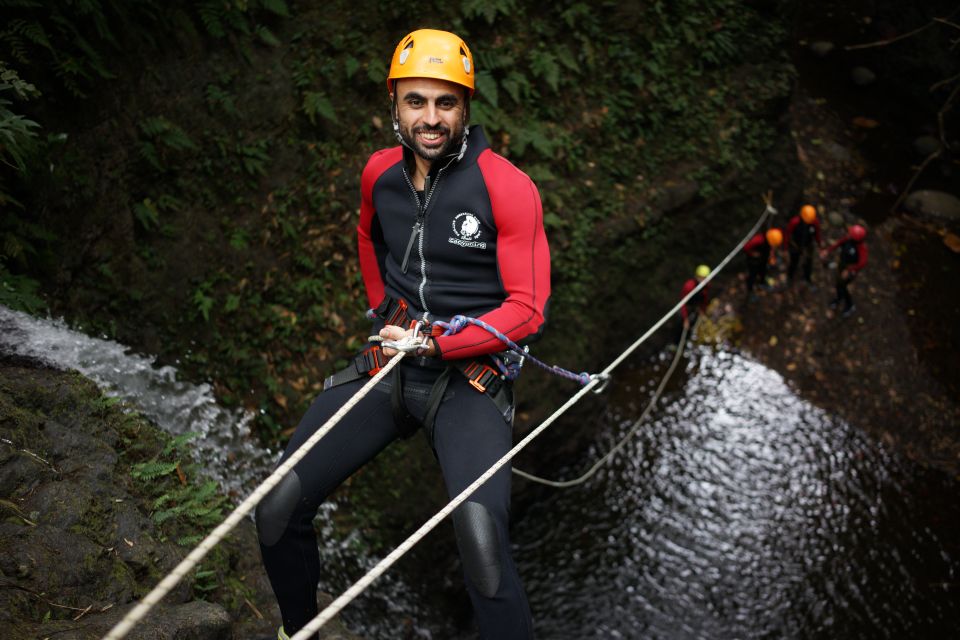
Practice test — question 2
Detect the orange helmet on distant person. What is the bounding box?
[800,204,817,224]
[387,29,475,95]
[849,224,867,242]
[766,228,783,247]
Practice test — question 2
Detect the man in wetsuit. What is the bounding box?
[785,204,823,287]
[743,227,783,299]
[255,29,549,640]
[821,224,868,318]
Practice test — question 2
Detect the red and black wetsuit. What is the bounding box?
[358,126,550,359]
[785,215,822,284]
[258,126,546,640]
[680,278,709,322]
[824,234,868,312]
[743,232,777,294]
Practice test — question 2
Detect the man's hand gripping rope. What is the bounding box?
[370,321,432,357]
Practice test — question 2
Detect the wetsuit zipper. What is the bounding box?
[400,156,455,314]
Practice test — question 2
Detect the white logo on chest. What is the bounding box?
[449,212,486,249]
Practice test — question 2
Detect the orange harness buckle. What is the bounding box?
[463,361,500,393]
[362,345,388,376]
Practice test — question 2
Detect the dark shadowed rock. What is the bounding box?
[851,66,876,86]
[0,359,362,639]
[809,41,834,57]
[903,190,960,221]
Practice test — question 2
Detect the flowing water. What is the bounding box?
[3,304,957,638]
[0,305,430,638]
[510,347,959,639]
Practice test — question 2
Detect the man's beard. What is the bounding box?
[399,121,464,161]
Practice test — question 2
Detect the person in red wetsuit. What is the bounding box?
[821,224,868,318]
[786,204,823,287]
[674,264,710,343]
[743,227,783,299]
[255,30,547,640]
[681,264,711,329]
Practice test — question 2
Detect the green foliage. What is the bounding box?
[130,459,179,481]
[302,91,335,125]
[0,0,796,452]
[0,265,44,313]
[128,427,226,544]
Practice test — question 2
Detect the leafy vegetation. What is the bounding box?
[0,0,793,445]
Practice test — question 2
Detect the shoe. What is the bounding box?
[842,304,856,318]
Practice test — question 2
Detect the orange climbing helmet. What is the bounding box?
[849,224,867,241]
[387,29,475,95]
[766,227,784,247]
[800,204,817,224]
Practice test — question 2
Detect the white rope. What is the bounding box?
[108,199,774,639]
[512,317,692,488]
[290,375,602,640]
[511,200,775,487]
[101,351,408,640]
[290,201,775,638]
[598,203,773,377]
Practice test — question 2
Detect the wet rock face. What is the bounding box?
[0,358,212,637]
[0,355,360,640]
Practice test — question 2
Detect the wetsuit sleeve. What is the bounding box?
[824,235,848,254]
[435,154,551,359]
[357,149,398,309]
[814,220,823,246]
[850,242,868,272]
[785,217,799,246]
[680,279,695,321]
[743,234,764,255]
[701,283,709,312]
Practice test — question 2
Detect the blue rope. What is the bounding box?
[433,315,593,386]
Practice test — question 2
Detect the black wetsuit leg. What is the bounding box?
[256,377,400,639]
[801,245,814,283]
[430,374,533,640]
[746,255,766,293]
[787,246,800,283]
[836,269,856,310]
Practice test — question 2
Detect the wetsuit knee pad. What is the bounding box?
[255,470,303,547]
[452,501,502,598]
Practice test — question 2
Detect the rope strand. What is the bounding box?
[512,317,694,488]
[101,351,408,640]
[288,201,773,638]
[108,199,774,640]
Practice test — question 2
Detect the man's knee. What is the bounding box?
[255,470,303,547]
[452,501,503,598]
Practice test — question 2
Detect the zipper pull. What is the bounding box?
[401,221,421,273]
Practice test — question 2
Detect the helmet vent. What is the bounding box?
[399,40,414,65]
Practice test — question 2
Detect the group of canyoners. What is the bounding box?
[680,204,869,330]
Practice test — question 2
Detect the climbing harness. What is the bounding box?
[102,199,774,640]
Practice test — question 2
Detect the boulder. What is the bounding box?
[851,67,876,86]
[809,41,834,57]
[902,190,960,221]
